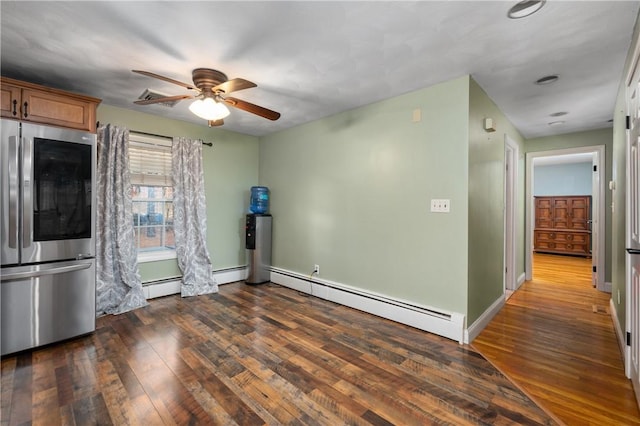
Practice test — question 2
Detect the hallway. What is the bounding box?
[473,253,640,425]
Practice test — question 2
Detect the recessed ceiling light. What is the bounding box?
[535,75,559,85]
[550,111,568,117]
[548,120,565,126]
[508,0,546,19]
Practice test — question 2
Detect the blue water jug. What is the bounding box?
[249,186,269,214]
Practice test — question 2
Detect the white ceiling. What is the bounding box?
[1,1,638,138]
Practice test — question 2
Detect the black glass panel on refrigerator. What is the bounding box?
[33,138,92,241]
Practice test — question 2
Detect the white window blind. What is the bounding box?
[129,132,172,186]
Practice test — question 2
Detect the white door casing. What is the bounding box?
[504,136,518,292]
[525,147,606,289]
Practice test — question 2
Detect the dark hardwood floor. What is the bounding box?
[1,282,555,425]
[474,253,640,425]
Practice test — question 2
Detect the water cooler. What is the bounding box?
[245,214,272,284]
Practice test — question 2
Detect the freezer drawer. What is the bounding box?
[1,259,96,356]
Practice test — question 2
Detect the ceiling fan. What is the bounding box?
[132,68,280,126]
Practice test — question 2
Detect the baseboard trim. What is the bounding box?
[516,272,526,289]
[603,281,613,293]
[143,266,247,299]
[610,298,629,377]
[465,295,505,344]
[270,267,465,344]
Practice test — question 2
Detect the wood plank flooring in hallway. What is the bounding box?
[473,253,640,425]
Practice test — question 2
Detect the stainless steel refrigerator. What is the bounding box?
[245,214,272,284]
[1,120,96,356]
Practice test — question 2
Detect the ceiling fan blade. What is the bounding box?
[223,97,281,121]
[132,70,197,91]
[208,119,224,127]
[134,94,194,105]
[213,78,257,94]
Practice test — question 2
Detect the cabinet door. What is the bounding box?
[567,196,591,230]
[535,197,553,228]
[553,197,570,229]
[0,84,21,119]
[21,89,96,132]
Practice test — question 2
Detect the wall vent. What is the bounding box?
[137,89,183,108]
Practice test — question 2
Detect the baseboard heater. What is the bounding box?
[270,267,465,344]
[142,265,247,299]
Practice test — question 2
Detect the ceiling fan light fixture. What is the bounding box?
[508,0,545,19]
[189,97,230,120]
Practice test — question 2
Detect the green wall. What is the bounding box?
[467,78,526,324]
[97,104,259,283]
[260,76,471,315]
[526,128,614,283]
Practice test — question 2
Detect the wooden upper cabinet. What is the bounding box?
[536,195,591,231]
[551,196,590,230]
[0,77,101,133]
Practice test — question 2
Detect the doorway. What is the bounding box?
[525,146,606,290]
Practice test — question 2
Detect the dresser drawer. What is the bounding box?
[534,230,591,257]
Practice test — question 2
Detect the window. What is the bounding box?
[129,132,175,261]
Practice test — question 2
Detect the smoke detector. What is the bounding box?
[137,89,183,107]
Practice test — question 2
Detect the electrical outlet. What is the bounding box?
[430,199,451,213]
[314,264,320,275]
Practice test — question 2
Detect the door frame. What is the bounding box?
[504,136,518,292]
[525,145,606,290]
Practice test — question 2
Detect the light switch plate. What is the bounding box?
[431,199,450,213]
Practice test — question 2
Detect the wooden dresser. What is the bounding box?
[534,195,591,257]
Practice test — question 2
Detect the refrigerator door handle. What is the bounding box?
[22,136,32,248]
[8,135,18,249]
[1,262,92,281]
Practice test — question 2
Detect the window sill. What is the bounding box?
[137,250,177,263]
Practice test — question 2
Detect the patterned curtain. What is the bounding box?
[96,124,148,315]
[172,136,218,297]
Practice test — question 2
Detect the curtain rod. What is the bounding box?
[131,129,213,147]
[96,122,213,146]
